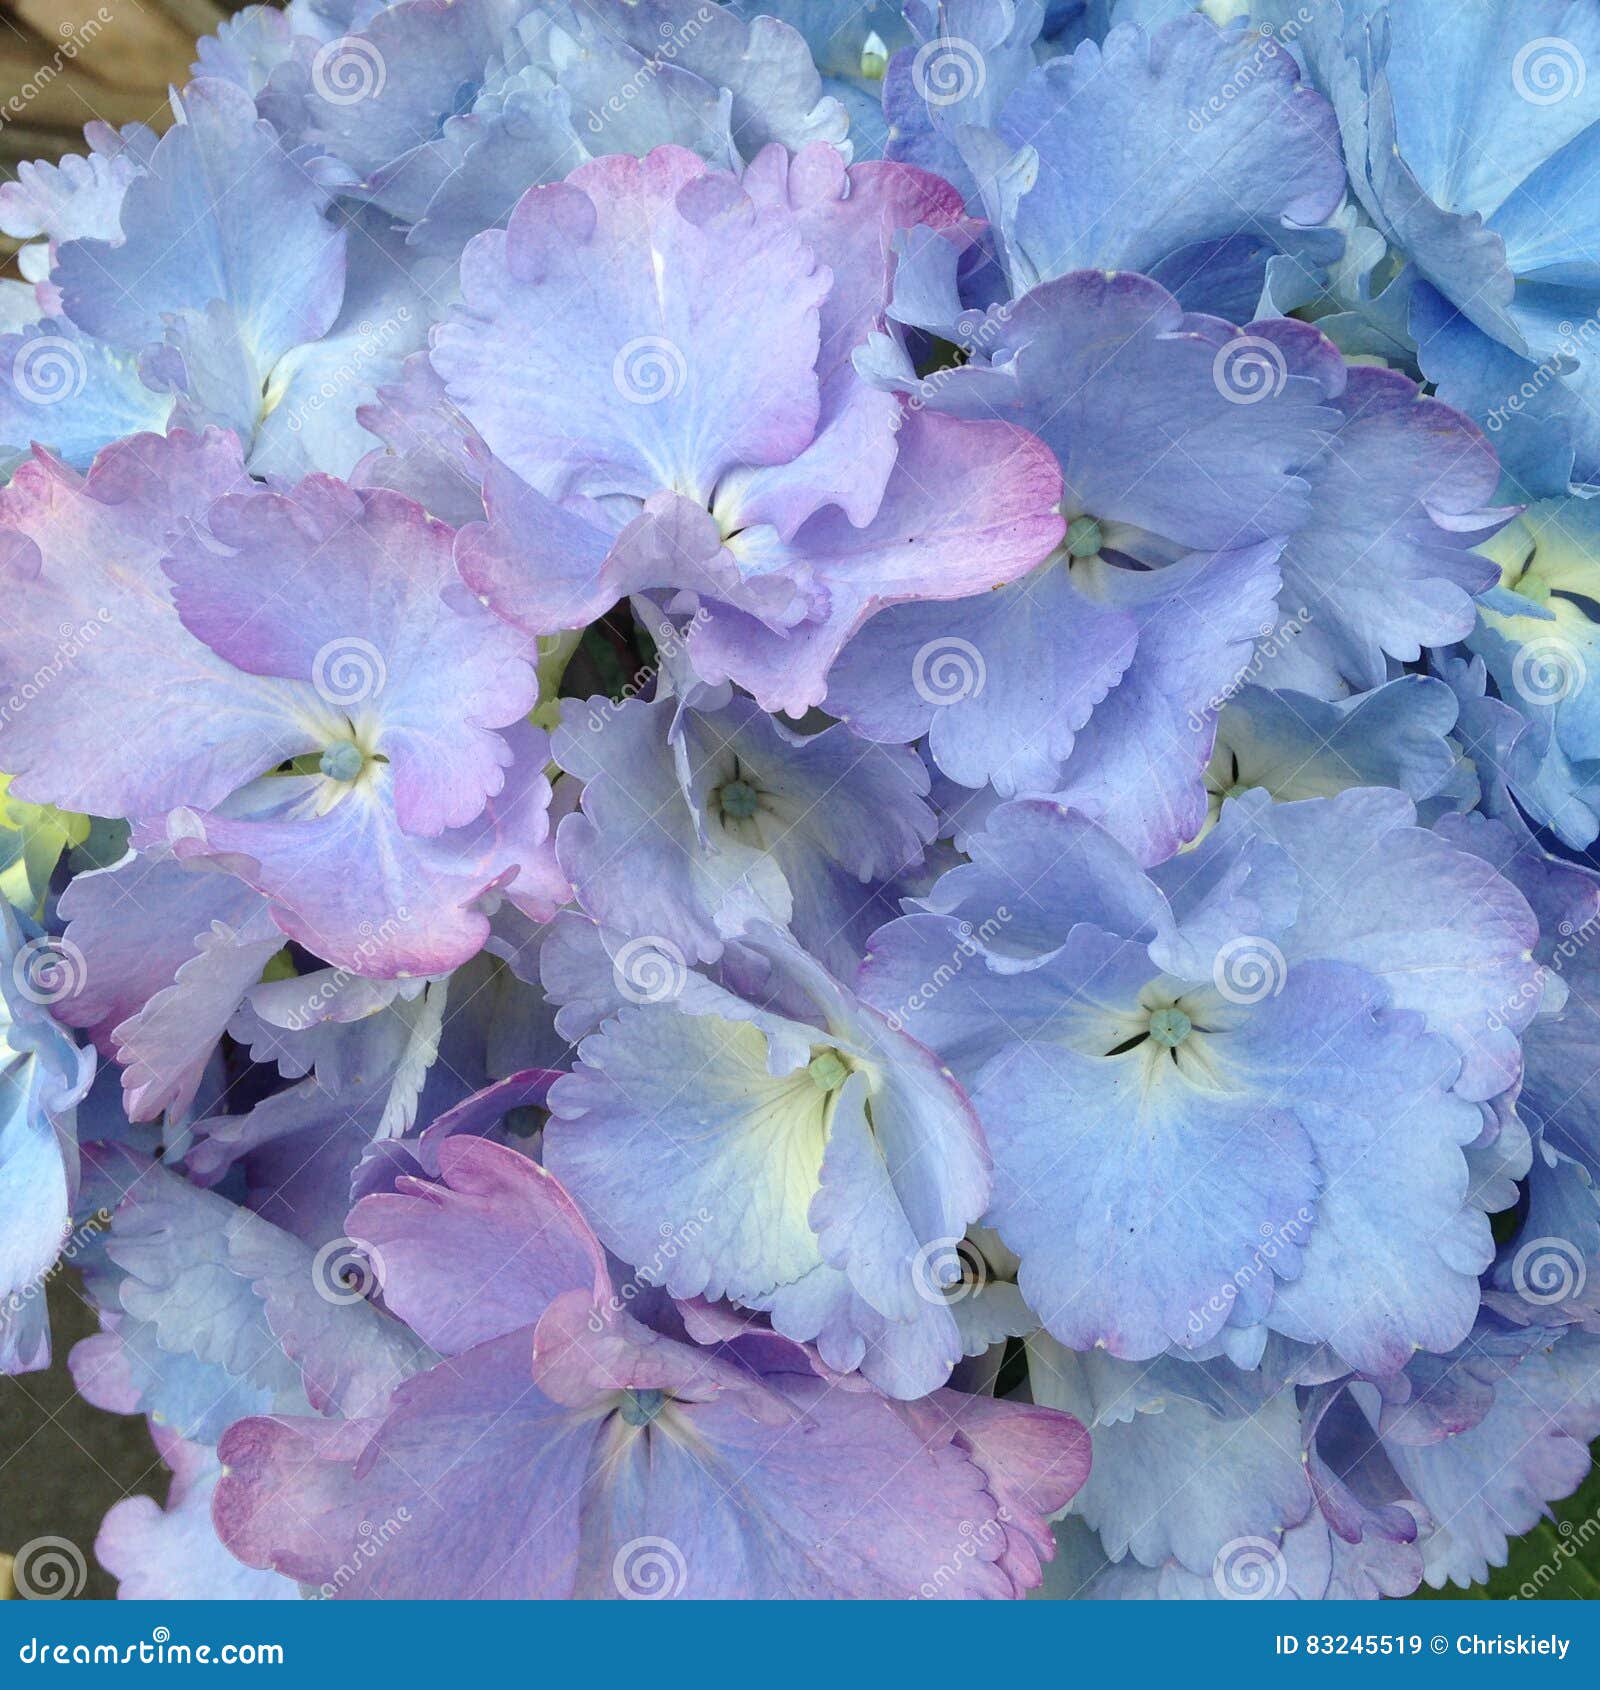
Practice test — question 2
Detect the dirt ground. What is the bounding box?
[0,1274,162,1600]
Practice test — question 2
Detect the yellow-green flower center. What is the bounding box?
[807,1048,851,1092]
[1147,1006,1193,1048]
[1065,515,1104,558]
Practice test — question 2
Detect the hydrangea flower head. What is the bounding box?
[435,142,1066,712]
[0,0,1597,1610]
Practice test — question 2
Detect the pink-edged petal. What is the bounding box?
[347,1135,608,1357]
[164,721,557,976]
[215,1334,603,1599]
[353,351,488,528]
[743,147,967,389]
[96,1431,300,1601]
[164,477,536,836]
[0,430,310,819]
[57,848,270,1054]
[58,845,282,1122]
[900,1389,1093,1596]
[719,145,969,537]
[456,464,798,637]
[692,408,1065,715]
[591,1365,1018,1599]
[112,903,284,1123]
[532,1290,759,1411]
[434,146,828,506]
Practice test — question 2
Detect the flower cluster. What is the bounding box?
[1,0,1599,1603]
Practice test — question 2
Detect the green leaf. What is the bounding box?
[1410,1445,1600,1600]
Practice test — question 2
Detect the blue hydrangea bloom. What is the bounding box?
[860,791,1538,1368]
[552,689,934,976]
[836,270,1505,861]
[208,1135,1090,1596]
[1276,0,1600,496]
[544,920,990,1397]
[2,0,1599,1606]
